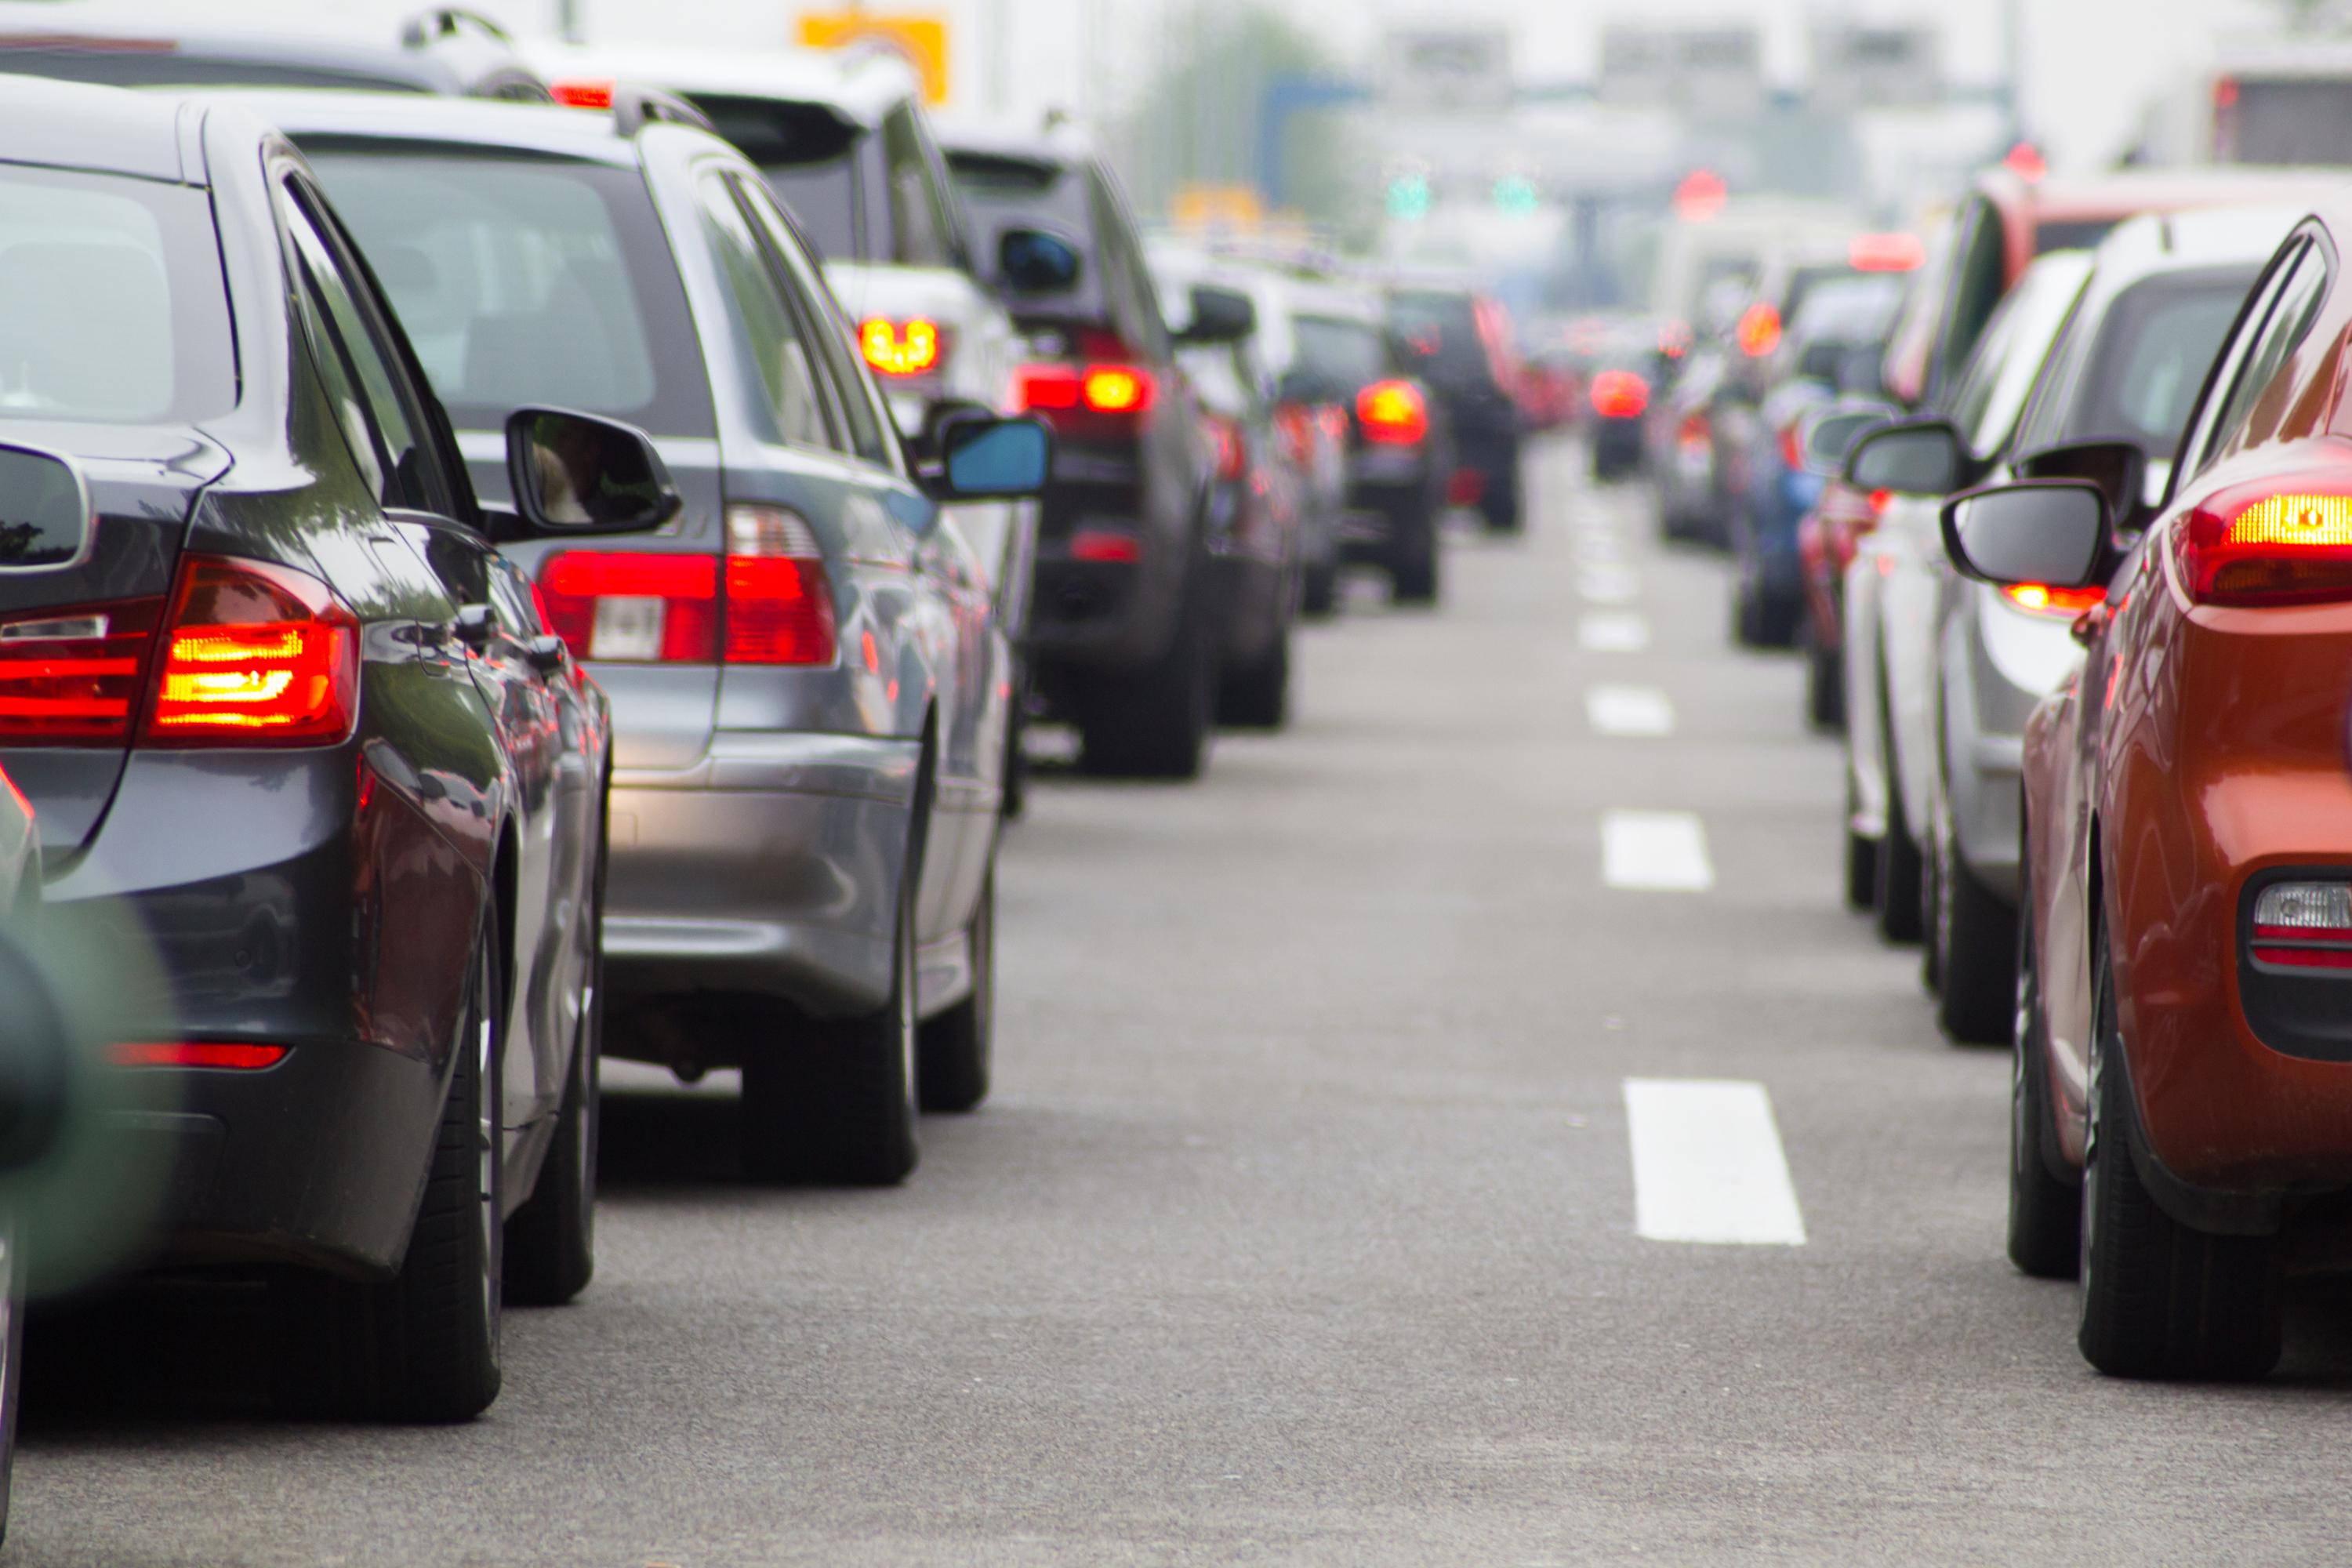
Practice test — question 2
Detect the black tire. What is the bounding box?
[917,867,993,1113]
[1919,800,1944,994]
[1875,715,1925,943]
[1935,822,2019,1047]
[1000,663,1029,821]
[1390,509,1439,606]
[742,842,920,1186]
[504,845,601,1305]
[275,927,503,1421]
[1300,559,1339,619]
[1218,626,1290,729]
[2078,935,2282,1379]
[1478,463,1522,533]
[2008,837,2081,1279]
[0,1217,22,1544]
[1076,567,1213,779]
[1802,615,1844,731]
[1842,769,1877,913]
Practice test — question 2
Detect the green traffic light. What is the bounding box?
[1493,175,1539,217]
[1387,174,1432,223]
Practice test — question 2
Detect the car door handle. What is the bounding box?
[452,604,495,652]
[525,634,568,675]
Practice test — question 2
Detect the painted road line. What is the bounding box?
[1586,685,1675,739]
[1623,1079,1808,1246]
[1578,613,1649,652]
[1577,564,1640,604]
[1601,810,1713,891]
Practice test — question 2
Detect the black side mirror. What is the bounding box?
[998,227,1082,296]
[1844,416,1967,495]
[1800,408,1892,477]
[0,445,94,573]
[1178,285,1255,347]
[1940,479,2111,590]
[503,408,682,539]
[928,414,1052,501]
[2016,438,2150,531]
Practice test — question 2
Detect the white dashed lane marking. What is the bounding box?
[1623,1079,1809,1246]
[1585,685,1675,739]
[1578,613,1650,652]
[1601,810,1712,891]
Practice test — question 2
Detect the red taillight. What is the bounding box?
[722,506,837,666]
[2179,490,2352,605]
[144,557,358,746]
[2250,883,2352,970]
[1069,528,1140,564]
[2002,583,2107,615]
[1737,303,1783,358]
[1779,423,1805,470]
[1082,365,1151,413]
[111,1040,290,1070]
[0,598,162,742]
[548,78,615,109]
[860,318,947,377]
[1356,379,1428,445]
[1677,411,1709,448]
[1203,416,1247,481]
[537,509,835,668]
[1014,362,1156,421]
[1589,370,1649,420]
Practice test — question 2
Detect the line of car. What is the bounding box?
[1668,160,2352,1379]
[0,9,1546,1541]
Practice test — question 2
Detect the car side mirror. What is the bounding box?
[1801,408,1891,477]
[1843,416,1967,495]
[1940,479,2111,590]
[504,408,682,539]
[1178,284,1255,347]
[0,445,94,573]
[2016,437,2149,534]
[999,227,1082,296]
[929,414,1052,501]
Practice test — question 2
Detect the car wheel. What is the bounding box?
[1478,464,1523,533]
[505,843,602,1306]
[1000,662,1030,822]
[276,924,504,1421]
[917,866,994,1114]
[1217,622,1290,730]
[1842,768,1877,913]
[1389,508,1439,606]
[742,846,920,1186]
[1919,796,1944,993]
[2077,933,2281,1379]
[1076,563,1213,779]
[2007,837,2079,1279]
[1874,709,1925,943]
[1300,558,1339,619]
[1802,614,1844,731]
[1935,823,2018,1047]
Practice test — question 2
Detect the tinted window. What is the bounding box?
[1292,316,1388,393]
[2199,244,2328,470]
[2037,270,2255,452]
[691,95,863,260]
[2225,78,2352,165]
[730,176,895,467]
[946,149,1102,321]
[696,176,839,453]
[305,150,713,438]
[0,166,234,426]
[2032,219,2122,256]
[1942,254,2092,459]
[1389,290,1486,387]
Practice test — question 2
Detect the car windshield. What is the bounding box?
[0,165,236,426]
[1292,315,1388,392]
[688,96,862,260]
[2069,269,2256,448]
[303,149,714,437]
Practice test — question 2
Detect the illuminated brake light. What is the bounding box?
[111,1041,290,1070]
[2002,583,2107,615]
[1589,370,1649,420]
[860,318,946,377]
[2180,491,2352,605]
[549,78,615,109]
[1356,379,1428,445]
[1082,366,1151,413]
[539,552,717,662]
[1069,528,1140,564]
[144,557,358,745]
[0,601,161,742]
[1015,363,1156,419]
[2250,882,2352,971]
[723,506,836,666]
[1737,303,1782,358]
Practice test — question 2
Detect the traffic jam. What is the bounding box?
[3,2,2352,1561]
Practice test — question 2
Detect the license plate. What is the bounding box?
[591,596,664,661]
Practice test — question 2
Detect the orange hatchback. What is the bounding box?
[1944,202,2352,1378]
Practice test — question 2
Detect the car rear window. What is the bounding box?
[946,149,1102,318]
[1388,290,1487,387]
[304,149,714,438]
[688,96,863,261]
[1292,315,1388,393]
[0,165,236,425]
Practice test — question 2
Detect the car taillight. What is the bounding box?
[1589,370,1649,420]
[1014,361,1157,423]
[0,598,162,742]
[723,505,837,666]
[1778,423,1806,470]
[2179,491,2352,605]
[111,1040,291,1069]
[1737,303,1783,358]
[2002,583,2107,615]
[537,510,835,668]
[144,556,358,746]
[2250,882,2352,971]
[1356,379,1428,445]
[1678,412,1709,448]
[548,78,615,109]
[860,318,949,377]
[1203,416,1247,482]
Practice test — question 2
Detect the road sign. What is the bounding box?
[797,11,950,104]
[1599,24,1765,118]
[1381,28,1513,111]
[1809,24,1942,111]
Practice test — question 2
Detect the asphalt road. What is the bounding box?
[18,439,2352,1565]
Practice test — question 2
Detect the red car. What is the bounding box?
[1947,204,2352,1377]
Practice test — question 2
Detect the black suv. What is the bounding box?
[1386,279,1525,534]
[940,121,1247,779]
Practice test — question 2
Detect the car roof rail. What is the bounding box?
[614,84,717,138]
[401,7,514,48]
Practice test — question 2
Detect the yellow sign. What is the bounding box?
[1171,184,1265,231]
[797,12,949,105]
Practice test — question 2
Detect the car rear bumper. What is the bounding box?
[603,731,921,1023]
